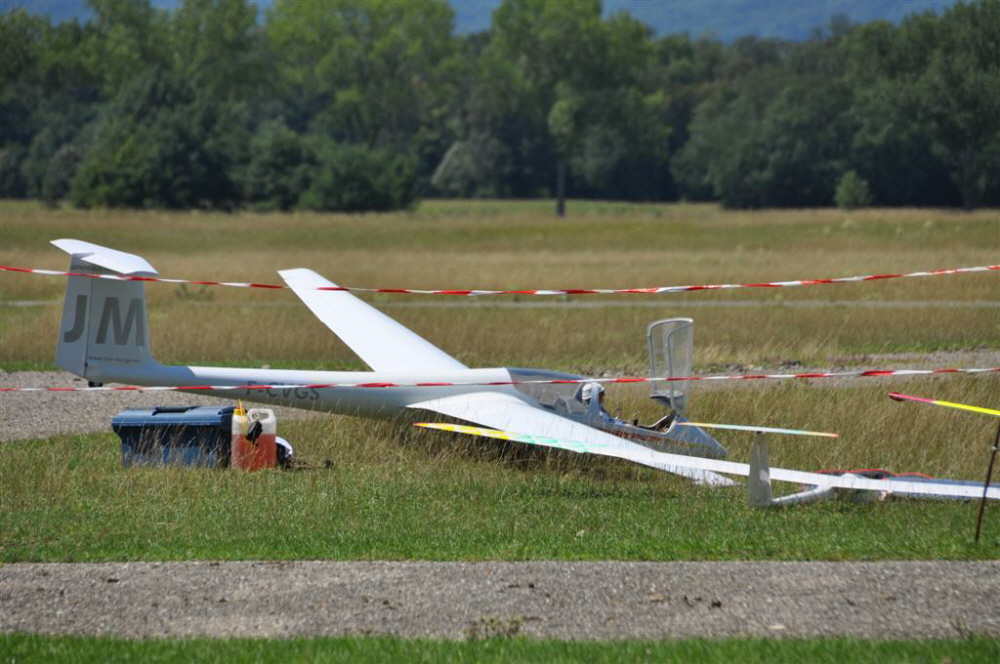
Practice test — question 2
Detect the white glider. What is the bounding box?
[49,239,997,503]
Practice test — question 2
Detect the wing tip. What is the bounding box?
[279,267,347,291]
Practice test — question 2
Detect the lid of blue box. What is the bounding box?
[112,406,236,428]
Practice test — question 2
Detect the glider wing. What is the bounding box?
[414,417,999,500]
[889,393,1000,417]
[279,268,467,373]
[408,391,736,486]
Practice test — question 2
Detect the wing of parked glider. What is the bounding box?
[279,268,467,373]
[414,419,999,501]
[407,391,737,486]
[889,392,1000,417]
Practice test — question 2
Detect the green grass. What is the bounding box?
[4,382,999,563]
[2,634,998,663]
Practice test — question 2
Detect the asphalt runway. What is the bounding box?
[2,561,998,640]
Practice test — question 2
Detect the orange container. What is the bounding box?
[231,408,276,471]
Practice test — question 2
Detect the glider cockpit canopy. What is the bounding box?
[506,367,593,416]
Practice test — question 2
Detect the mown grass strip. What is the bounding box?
[2,634,998,664]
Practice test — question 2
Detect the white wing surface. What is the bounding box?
[415,419,1000,501]
[279,268,467,372]
[408,391,737,486]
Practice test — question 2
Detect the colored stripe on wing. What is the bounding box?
[675,422,839,437]
[889,393,1000,418]
[414,422,598,454]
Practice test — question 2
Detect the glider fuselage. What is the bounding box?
[89,361,729,458]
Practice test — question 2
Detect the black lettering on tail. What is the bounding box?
[63,295,88,343]
[95,298,145,346]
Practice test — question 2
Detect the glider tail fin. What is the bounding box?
[53,239,160,383]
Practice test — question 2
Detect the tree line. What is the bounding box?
[2,0,997,212]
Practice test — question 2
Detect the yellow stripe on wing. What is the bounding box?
[415,422,514,440]
[889,392,1000,417]
[414,422,596,453]
[929,400,1000,417]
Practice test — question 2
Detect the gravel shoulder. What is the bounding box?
[2,561,998,640]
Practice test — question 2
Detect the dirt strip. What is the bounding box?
[2,561,998,640]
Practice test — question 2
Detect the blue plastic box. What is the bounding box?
[111,406,235,468]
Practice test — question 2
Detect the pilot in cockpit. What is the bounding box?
[581,382,605,407]
[580,381,675,431]
[580,382,615,423]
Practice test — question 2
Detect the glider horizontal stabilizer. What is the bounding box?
[676,422,839,437]
[51,239,158,276]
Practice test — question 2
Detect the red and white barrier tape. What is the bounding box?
[2,367,996,393]
[2,264,996,296]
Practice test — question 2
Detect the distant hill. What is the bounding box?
[5,0,958,42]
[602,0,958,41]
[452,1,959,41]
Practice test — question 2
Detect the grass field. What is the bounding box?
[1,200,997,372]
[1,199,998,564]
[3,404,998,563]
[3,634,998,663]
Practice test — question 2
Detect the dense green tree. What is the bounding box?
[844,2,1000,208]
[69,72,239,209]
[0,11,44,197]
[1,10,99,198]
[450,1,673,208]
[913,1,1000,207]
[41,143,83,206]
[240,120,316,211]
[83,0,171,97]
[673,20,953,208]
[21,112,85,197]
[835,170,874,210]
[0,147,27,197]
[266,0,459,182]
[298,140,418,212]
[430,133,511,198]
[171,0,265,101]
[3,0,995,211]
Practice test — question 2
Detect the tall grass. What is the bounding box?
[1,199,997,369]
[1,296,995,371]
